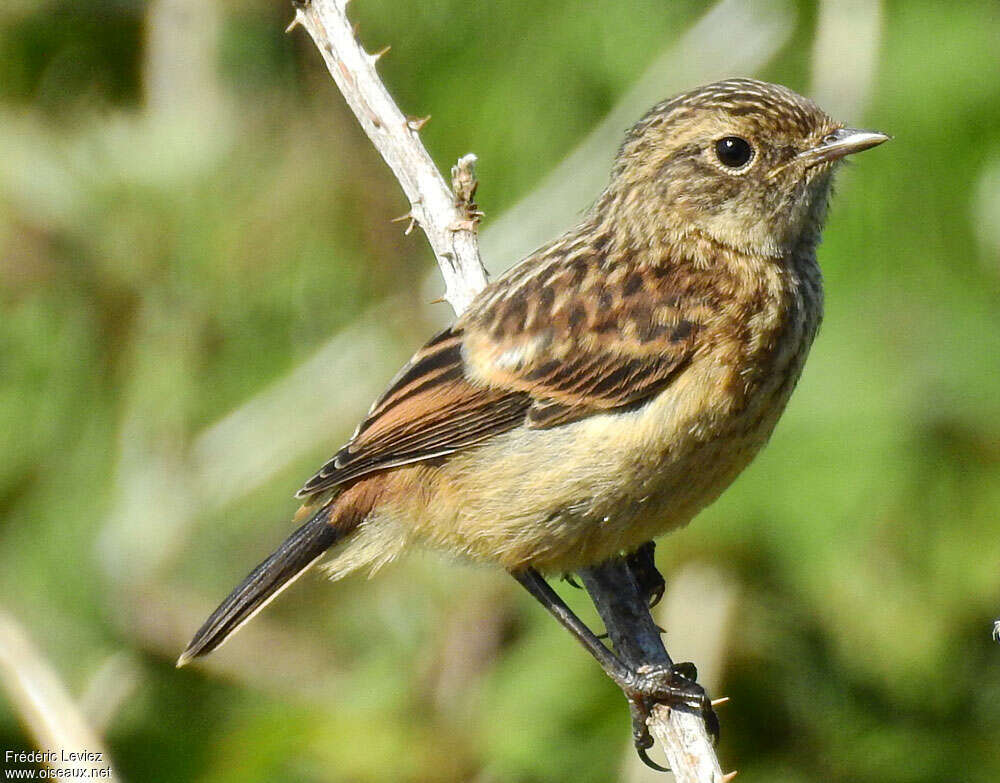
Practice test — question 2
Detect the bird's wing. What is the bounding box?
[297,328,529,496]
[297,254,702,497]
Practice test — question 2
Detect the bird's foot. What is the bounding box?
[562,573,582,589]
[626,541,666,608]
[622,661,719,772]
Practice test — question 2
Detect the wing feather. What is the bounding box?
[297,250,704,498]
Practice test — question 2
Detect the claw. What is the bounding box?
[703,696,721,742]
[626,542,666,608]
[673,661,698,682]
[636,745,671,773]
[629,697,659,769]
[625,663,720,745]
[626,674,714,771]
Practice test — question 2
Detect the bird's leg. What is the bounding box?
[561,541,665,643]
[578,557,719,764]
[623,542,698,678]
[622,546,705,692]
[512,568,636,683]
[625,541,666,608]
[511,566,717,771]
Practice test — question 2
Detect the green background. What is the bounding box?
[1,0,999,781]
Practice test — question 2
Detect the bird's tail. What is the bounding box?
[177,503,341,666]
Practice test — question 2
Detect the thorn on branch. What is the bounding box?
[407,115,431,132]
[721,771,739,782]
[371,44,391,62]
[390,211,417,235]
[450,218,481,233]
[285,13,301,33]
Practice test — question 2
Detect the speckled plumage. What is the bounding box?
[303,78,839,574]
[182,78,888,664]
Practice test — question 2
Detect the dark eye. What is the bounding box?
[714,136,754,168]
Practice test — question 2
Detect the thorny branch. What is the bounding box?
[290,0,488,314]
[289,0,729,779]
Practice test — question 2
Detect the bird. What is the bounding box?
[179,77,887,758]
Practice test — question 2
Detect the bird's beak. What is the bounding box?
[799,127,891,167]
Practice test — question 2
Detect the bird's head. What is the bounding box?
[606,78,889,258]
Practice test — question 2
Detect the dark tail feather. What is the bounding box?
[177,505,340,666]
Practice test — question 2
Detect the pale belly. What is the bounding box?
[394,350,808,573]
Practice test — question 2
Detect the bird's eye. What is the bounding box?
[714,137,754,169]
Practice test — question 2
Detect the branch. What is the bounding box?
[580,560,729,783]
[290,0,488,315]
[290,1,725,778]
[649,702,734,783]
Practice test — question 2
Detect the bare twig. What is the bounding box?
[0,609,118,781]
[289,1,725,778]
[291,0,488,314]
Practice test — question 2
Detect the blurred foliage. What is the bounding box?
[1,0,999,781]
